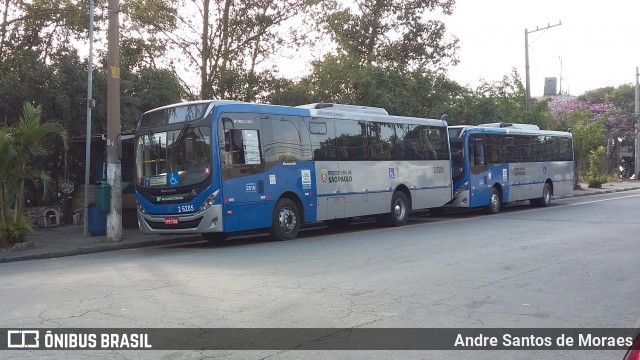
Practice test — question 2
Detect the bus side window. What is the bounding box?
[427,126,449,160]
[310,120,337,161]
[335,120,368,161]
[222,128,262,166]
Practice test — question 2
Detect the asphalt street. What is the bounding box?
[1,190,639,359]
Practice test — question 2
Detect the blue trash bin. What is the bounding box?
[88,206,106,236]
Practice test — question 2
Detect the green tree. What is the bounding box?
[0,0,91,62]
[550,100,606,183]
[574,85,636,174]
[441,69,552,128]
[122,0,322,100]
[0,102,68,247]
[322,0,459,71]
[268,53,463,117]
[0,49,53,124]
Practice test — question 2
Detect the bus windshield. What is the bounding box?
[135,126,212,188]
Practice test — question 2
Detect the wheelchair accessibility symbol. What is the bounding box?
[168,171,180,187]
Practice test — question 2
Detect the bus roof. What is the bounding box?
[211,101,448,127]
[297,103,389,115]
[449,123,572,139]
[139,101,448,128]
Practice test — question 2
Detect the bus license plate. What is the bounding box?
[164,217,179,225]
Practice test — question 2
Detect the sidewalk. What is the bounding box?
[2,181,639,264]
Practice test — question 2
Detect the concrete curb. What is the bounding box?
[552,186,640,199]
[0,235,202,264]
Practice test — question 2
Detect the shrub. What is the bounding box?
[0,213,33,249]
[584,146,612,188]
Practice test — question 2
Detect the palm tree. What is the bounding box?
[0,102,68,245]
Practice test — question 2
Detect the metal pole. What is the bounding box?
[83,0,94,237]
[634,67,640,179]
[559,56,563,95]
[106,0,122,241]
[525,29,531,112]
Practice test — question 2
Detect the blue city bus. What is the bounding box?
[444,123,574,214]
[135,101,452,241]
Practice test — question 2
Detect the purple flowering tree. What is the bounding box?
[549,98,636,182]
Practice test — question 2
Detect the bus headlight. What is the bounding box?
[199,190,219,212]
[137,201,147,215]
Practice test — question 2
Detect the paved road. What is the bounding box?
[2,190,639,359]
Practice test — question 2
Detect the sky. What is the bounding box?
[277,0,640,97]
[442,0,640,96]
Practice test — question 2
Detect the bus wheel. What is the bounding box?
[202,233,229,243]
[531,182,552,207]
[486,187,501,214]
[271,198,300,241]
[382,191,409,227]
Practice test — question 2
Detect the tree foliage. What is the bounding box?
[552,86,637,177]
[439,69,553,128]
[121,0,322,101]
[0,0,91,62]
[549,100,607,181]
[322,0,459,71]
[0,102,67,247]
[268,53,464,118]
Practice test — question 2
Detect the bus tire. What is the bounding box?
[382,191,410,227]
[324,218,352,228]
[270,198,300,241]
[531,182,552,207]
[486,187,501,214]
[202,233,229,242]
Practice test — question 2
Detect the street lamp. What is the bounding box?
[524,21,562,112]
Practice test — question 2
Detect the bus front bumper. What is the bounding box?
[444,190,470,208]
[137,204,224,234]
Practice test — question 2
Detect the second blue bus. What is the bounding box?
[445,123,574,214]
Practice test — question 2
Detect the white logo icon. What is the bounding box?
[7,330,40,348]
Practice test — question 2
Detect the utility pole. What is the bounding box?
[106,0,122,241]
[635,67,640,179]
[525,21,562,112]
[559,56,563,95]
[83,0,94,237]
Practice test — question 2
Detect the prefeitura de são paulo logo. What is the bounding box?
[321,169,328,184]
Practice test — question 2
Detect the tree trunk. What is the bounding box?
[245,5,268,102]
[14,166,25,223]
[217,0,232,99]
[199,0,210,99]
[0,0,9,58]
[365,0,385,65]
